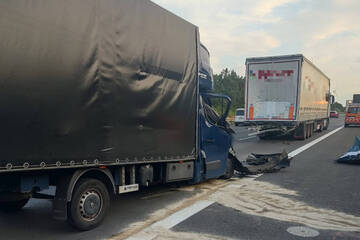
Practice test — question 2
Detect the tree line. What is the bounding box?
[213,69,245,116]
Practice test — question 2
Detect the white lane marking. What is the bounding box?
[244,127,343,181]
[152,200,215,229]
[238,136,257,141]
[125,232,158,240]
[126,200,215,240]
[288,126,344,158]
[246,174,263,179]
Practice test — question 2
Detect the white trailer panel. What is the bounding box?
[246,56,301,121]
[246,55,330,123]
[298,58,330,122]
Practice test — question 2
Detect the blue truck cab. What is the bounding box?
[195,44,234,182]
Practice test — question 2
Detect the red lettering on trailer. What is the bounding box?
[257,70,294,79]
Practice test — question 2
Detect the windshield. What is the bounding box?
[199,44,214,92]
[348,107,360,114]
[236,109,244,116]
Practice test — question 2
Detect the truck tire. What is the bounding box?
[308,124,313,138]
[259,133,272,140]
[323,119,329,130]
[294,123,307,140]
[67,178,110,231]
[305,124,309,139]
[259,134,267,140]
[309,124,314,138]
[222,158,234,179]
[0,198,29,212]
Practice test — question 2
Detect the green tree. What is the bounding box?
[213,69,245,117]
[331,102,345,113]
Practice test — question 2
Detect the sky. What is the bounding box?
[152,0,360,105]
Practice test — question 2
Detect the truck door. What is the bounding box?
[200,94,232,180]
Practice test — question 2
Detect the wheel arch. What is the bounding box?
[66,168,116,202]
[53,167,116,221]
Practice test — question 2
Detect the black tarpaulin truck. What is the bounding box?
[0,0,241,230]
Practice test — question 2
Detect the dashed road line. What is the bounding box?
[125,200,215,240]
[288,126,344,158]
[152,200,215,229]
[237,136,257,141]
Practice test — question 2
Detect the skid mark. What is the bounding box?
[111,179,229,240]
[210,178,360,232]
[114,177,360,240]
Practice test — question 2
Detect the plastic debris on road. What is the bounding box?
[235,150,292,175]
[337,137,360,164]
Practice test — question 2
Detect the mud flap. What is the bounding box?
[230,148,292,175]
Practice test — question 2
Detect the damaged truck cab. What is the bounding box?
[195,44,234,182]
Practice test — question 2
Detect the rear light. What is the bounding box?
[249,105,254,119]
[288,105,294,120]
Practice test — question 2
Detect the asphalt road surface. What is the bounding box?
[1,115,359,240]
[172,116,360,240]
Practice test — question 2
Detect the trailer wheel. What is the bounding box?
[68,178,110,231]
[259,135,267,140]
[308,124,313,138]
[307,124,312,138]
[0,198,29,212]
[295,123,307,140]
[222,158,234,179]
[259,133,271,140]
[323,119,329,130]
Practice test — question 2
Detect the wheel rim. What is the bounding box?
[79,190,102,221]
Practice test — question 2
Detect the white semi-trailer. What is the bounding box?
[245,54,334,140]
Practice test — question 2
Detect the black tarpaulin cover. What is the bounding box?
[0,0,199,171]
[337,137,360,164]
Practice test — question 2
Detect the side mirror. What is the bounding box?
[330,95,335,104]
[326,93,330,102]
[326,93,335,104]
